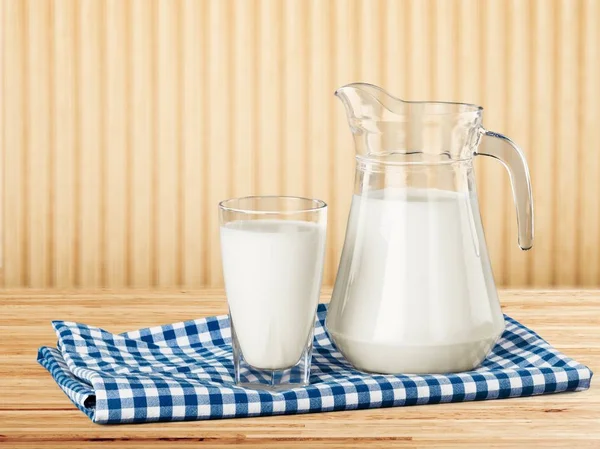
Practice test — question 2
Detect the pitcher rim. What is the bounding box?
[335,82,484,116]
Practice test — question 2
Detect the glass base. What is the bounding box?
[232,322,313,392]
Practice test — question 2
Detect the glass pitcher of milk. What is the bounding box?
[326,83,534,375]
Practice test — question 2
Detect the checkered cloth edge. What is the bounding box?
[38,304,593,424]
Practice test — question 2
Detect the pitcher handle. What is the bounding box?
[475,129,534,250]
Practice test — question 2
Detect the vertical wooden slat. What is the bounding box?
[105,0,128,287]
[78,0,103,287]
[384,0,408,95]
[580,0,600,286]
[309,0,334,283]
[529,0,555,287]
[257,0,282,196]
[407,0,431,100]
[555,0,579,286]
[207,0,231,286]
[505,0,531,286]
[47,2,55,289]
[53,0,77,287]
[480,0,508,286]
[457,0,484,288]
[381,0,406,162]
[283,0,307,196]
[130,0,154,287]
[232,0,256,198]
[156,0,181,287]
[26,0,52,287]
[360,0,383,85]
[181,0,206,288]
[332,0,360,284]
[456,0,482,106]
[433,0,456,197]
[434,0,456,100]
[0,0,4,282]
[2,0,26,287]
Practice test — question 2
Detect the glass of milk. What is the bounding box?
[219,196,327,391]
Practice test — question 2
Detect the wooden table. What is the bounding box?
[1,290,598,448]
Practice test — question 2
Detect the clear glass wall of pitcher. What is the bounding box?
[326,83,534,374]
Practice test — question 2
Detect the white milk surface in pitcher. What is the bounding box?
[327,187,505,374]
[221,219,326,370]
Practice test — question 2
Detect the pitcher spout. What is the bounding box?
[334,83,408,133]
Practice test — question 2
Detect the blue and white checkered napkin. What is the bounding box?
[38,304,593,424]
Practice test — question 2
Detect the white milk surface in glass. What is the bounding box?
[221,219,326,370]
[327,187,504,374]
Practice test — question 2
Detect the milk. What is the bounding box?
[327,187,505,373]
[221,219,326,370]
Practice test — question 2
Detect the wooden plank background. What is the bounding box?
[1,0,598,288]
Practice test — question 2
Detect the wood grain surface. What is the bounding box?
[0,289,598,448]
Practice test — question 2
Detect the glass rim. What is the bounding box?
[218,195,327,215]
